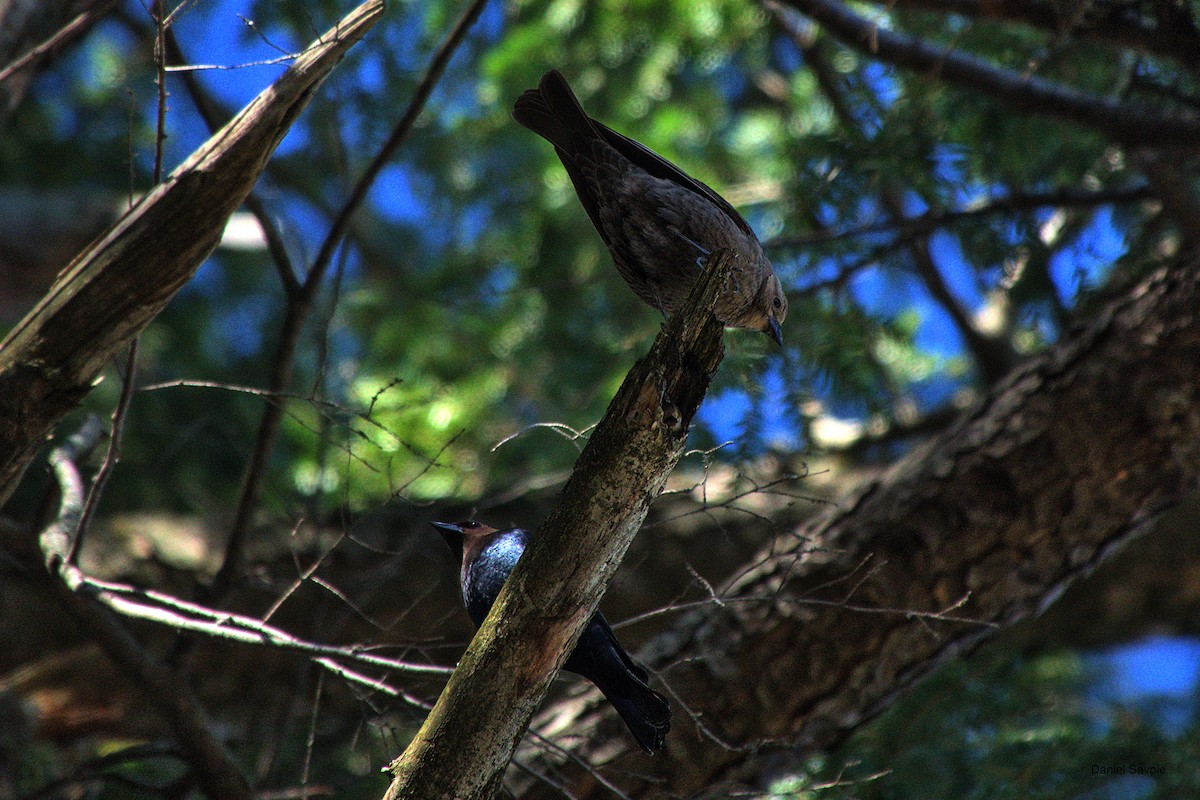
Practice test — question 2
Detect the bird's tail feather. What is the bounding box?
[595,668,671,755]
[512,69,599,156]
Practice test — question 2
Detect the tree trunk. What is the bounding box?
[383,252,732,799]
[513,252,1200,797]
[0,0,385,507]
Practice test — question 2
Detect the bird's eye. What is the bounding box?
[772,297,782,309]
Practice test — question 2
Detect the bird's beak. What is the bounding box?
[431,521,464,552]
[767,317,783,347]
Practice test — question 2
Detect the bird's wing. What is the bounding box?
[552,145,613,252]
[595,120,758,240]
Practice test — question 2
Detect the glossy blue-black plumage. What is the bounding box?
[433,520,671,754]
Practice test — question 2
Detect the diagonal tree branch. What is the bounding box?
[510,247,1200,797]
[767,1,1017,379]
[160,26,301,296]
[880,0,1200,68]
[0,0,118,87]
[383,251,735,799]
[0,0,120,125]
[780,0,1200,146]
[765,184,1155,249]
[39,419,253,800]
[209,0,493,602]
[0,0,386,507]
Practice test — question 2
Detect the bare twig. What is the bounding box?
[70,0,168,562]
[300,673,323,788]
[611,583,997,631]
[778,0,1200,145]
[0,0,385,505]
[69,340,137,563]
[874,0,1200,67]
[40,421,253,800]
[160,27,300,295]
[58,568,454,676]
[39,416,104,566]
[211,0,492,601]
[765,184,1155,250]
[141,379,427,463]
[0,0,119,86]
[384,251,734,799]
[314,657,433,709]
[262,528,346,623]
[491,421,596,453]
[522,731,633,800]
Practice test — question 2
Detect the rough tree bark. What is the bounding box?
[0,4,384,797]
[383,252,734,799]
[0,0,386,507]
[510,251,1200,797]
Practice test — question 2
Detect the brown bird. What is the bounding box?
[513,69,788,345]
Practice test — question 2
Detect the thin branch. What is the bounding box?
[383,251,734,799]
[150,0,168,183]
[262,527,345,624]
[308,0,493,289]
[770,0,1021,380]
[765,184,1156,250]
[300,673,322,789]
[491,421,596,453]
[210,0,491,602]
[0,0,119,86]
[141,378,421,455]
[314,657,433,709]
[39,422,253,800]
[161,25,301,295]
[879,0,1200,67]
[60,569,454,676]
[39,416,104,567]
[779,0,1200,146]
[70,341,137,563]
[0,0,385,505]
[522,731,633,800]
[508,756,583,800]
[71,0,169,562]
[611,582,998,631]
[1127,70,1200,114]
[885,183,1018,381]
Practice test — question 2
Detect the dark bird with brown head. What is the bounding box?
[513,68,788,345]
[432,520,671,754]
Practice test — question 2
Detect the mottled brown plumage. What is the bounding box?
[513,69,788,345]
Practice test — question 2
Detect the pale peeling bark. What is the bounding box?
[0,0,385,506]
[383,252,734,799]
[513,254,1200,797]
